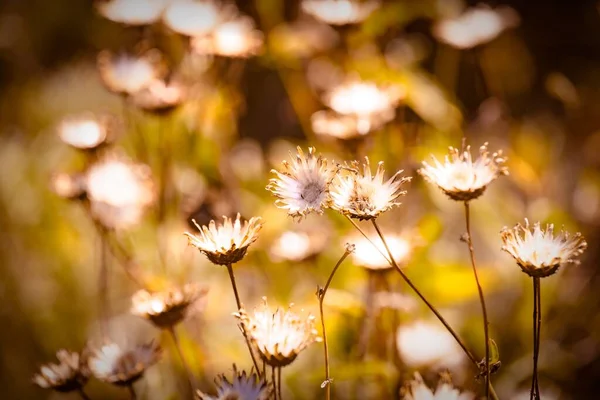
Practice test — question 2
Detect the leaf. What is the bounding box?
[488,339,500,364]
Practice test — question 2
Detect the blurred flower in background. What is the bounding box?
[192,16,264,58]
[301,0,381,26]
[97,49,167,96]
[96,0,168,26]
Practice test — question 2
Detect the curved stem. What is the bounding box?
[168,326,195,395]
[78,388,91,400]
[317,246,353,400]
[225,263,261,375]
[531,277,541,400]
[127,384,137,400]
[369,219,478,365]
[464,202,491,398]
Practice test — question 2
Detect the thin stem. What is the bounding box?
[169,326,195,394]
[225,263,261,375]
[531,277,541,400]
[317,247,353,400]
[78,388,91,400]
[272,366,278,400]
[369,219,478,365]
[128,384,137,400]
[345,216,391,264]
[464,202,491,399]
[277,367,283,400]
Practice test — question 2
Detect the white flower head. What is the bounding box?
[267,147,339,219]
[97,0,169,26]
[163,0,237,37]
[500,219,587,278]
[418,142,507,202]
[32,350,89,393]
[330,158,411,220]
[97,49,166,96]
[88,341,161,386]
[402,372,474,400]
[192,16,264,58]
[197,364,271,400]
[184,213,263,265]
[301,0,381,26]
[235,298,321,367]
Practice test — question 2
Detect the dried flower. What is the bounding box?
[311,109,392,140]
[433,4,519,50]
[500,219,587,278]
[324,80,403,121]
[192,16,264,58]
[131,283,208,328]
[267,147,339,219]
[130,79,186,115]
[96,0,169,26]
[301,0,380,26]
[85,155,156,229]
[197,364,271,400]
[97,49,166,96]
[396,321,465,369]
[32,350,89,393]
[235,298,321,367]
[88,341,161,386]
[330,158,410,220]
[163,0,236,37]
[351,233,411,271]
[401,372,474,400]
[184,213,263,265]
[57,113,111,150]
[418,142,507,202]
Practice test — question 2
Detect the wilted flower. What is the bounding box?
[330,158,410,220]
[267,147,339,219]
[401,372,474,400]
[433,4,519,49]
[50,172,86,200]
[163,0,236,37]
[197,364,271,400]
[235,298,321,367]
[418,142,507,202]
[88,341,161,386]
[85,155,156,229]
[32,350,89,393]
[351,233,411,271]
[324,80,404,122]
[96,0,168,26]
[130,79,186,114]
[131,283,208,328]
[192,16,264,58]
[57,113,111,149]
[397,321,465,369]
[97,49,166,96]
[301,0,380,25]
[500,219,587,278]
[184,213,263,265]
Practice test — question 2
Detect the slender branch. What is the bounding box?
[317,246,353,400]
[272,366,278,400]
[531,277,541,400]
[78,388,91,400]
[169,326,195,395]
[369,219,478,365]
[225,263,261,375]
[345,216,391,264]
[127,384,137,400]
[464,202,491,399]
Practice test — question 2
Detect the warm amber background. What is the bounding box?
[1,1,599,399]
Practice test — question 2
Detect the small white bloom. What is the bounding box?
[402,372,474,400]
[197,364,271,400]
[97,0,169,26]
[301,0,380,26]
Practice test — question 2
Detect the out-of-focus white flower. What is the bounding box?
[97,49,166,96]
[402,372,474,400]
[130,79,186,114]
[301,0,380,25]
[192,16,264,58]
[235,298,321,367]
[57,113,111,149]
[50,172,86,200]
[97,0,169,26]
[85,156,156,229]
[267,147,339,219]
[32,350,89,393]
[88,341,161,386]
[418,142,507,202]
[433,4,519,49]
[397,321,465,368]
[330,158,410,220]
[500,219,587,278]
[311,109,393,139]
[163,0,236,37]
[350,233,411,271]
